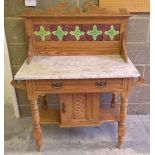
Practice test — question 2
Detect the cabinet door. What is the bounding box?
[60,93,100,127]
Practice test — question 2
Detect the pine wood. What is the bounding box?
[118,95,128,148]
[120,34,128,62]
[10,2,143,151]
[30,99,42,151]
[25,80,42,151]
[35,42,121,56]
[39,107,120,127]
[11,80,26,90]
[99,0,150,13]
[11,78,138,150]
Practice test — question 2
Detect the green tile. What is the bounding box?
[5,18,28,43]
[7,43,28,66]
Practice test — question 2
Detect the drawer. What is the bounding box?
[34,79,123,93]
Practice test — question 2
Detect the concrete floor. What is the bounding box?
[5,105,150,155]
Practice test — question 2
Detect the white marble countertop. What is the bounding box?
[15,55,140,80]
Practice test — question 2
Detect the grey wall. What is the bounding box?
[127,14,150,114]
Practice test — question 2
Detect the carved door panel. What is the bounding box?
[60,93,100,127]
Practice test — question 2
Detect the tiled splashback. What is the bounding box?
[33,24,120,41]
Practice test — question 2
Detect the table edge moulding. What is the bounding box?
[11,1,144,152]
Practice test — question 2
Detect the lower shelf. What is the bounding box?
[40,109,61,125]
[40,108,120,126]
[100,108,120,123]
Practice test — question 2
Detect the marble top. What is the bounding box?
[15,55,140,80]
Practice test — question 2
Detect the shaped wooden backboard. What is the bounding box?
[22,2,131,63]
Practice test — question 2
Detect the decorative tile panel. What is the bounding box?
[33,24,120,41]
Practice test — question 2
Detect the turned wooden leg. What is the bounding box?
[118,95,128,149]
[41,95,48,111]
[111,93,117,108]
[30,99,43,151]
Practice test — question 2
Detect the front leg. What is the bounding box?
[30,99,43,151]
[118,95,128,148]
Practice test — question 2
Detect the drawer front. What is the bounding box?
[35,79,123,93]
